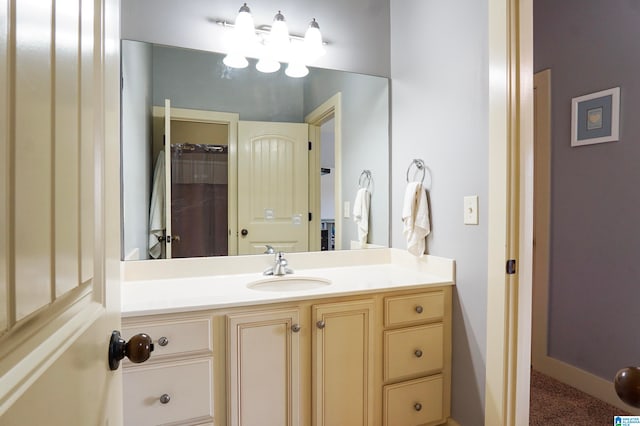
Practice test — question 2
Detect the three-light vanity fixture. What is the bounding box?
[217,3,326,78]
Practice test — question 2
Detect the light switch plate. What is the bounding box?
[464,195,479,225]
[344,201,350,218]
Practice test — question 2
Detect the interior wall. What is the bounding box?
[303,69,390,248]
[120,0,391,77]
[534,0,640,381]
[152,45,304,122]
[390,1,489,425]
[121,40,153,260]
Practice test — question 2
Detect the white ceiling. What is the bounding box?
[121,0,391,77]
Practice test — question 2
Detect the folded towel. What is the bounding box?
[402,182,430,257]
[149,151,165,259]
[353,188,371,247]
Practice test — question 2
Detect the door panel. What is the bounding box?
[0,0,122,423]
[238,121,309,255]
[227,308,301,426]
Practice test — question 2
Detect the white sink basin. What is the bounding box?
[247,276,332,292]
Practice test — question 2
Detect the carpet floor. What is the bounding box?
[529,369,630,425]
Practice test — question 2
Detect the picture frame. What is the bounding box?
[571,87,620,147]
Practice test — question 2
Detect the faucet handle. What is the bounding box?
[264,245,275,254]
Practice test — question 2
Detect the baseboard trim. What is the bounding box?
[446,417,461,426]
[534,355,640,415]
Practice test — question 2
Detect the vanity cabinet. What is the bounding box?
[122,285,451,426]
[122,315,214,426]
[381,289,451,426]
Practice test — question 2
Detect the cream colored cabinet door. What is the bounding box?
[312,299,375,426]
[238,121,309,255]
[227,308,303,426]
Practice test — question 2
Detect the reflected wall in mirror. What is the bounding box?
[121,40,389,261]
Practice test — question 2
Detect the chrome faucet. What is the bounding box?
[263,251,293,276]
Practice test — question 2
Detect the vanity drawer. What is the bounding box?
[123,358,213,426]
[384,323,444,382]
[123,317,212,359]
[383,375,444,426]
[384,291,444,327]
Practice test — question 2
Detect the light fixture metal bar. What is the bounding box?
[215,20,329,45]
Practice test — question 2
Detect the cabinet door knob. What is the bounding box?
[316,320,326,329]
[108,330,154,371]
[291,324,301,333]
[160,394,171,404]
[415,305,424,314]
[414,349,423,358]
[158,336,169,346]
[414,402,422,411]
[241,228,248,236]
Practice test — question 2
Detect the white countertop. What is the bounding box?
[121,249,455,317]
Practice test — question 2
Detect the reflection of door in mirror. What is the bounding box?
[152,104,240,259]
[238,121,309,255]
[320,117,336,251]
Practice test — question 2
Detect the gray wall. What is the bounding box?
[152,45,305,122]
[390,1,489,425]
[303,69,390,248]
[121,0,390,77]
[121,41,153,260]
[534,0,640,381]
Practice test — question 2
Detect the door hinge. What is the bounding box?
[506,259,517,275]
[121,76,124,91]
[308,141,312,151]
[308,212,312,221]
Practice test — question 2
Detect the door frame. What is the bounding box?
[305,93,342,251]
[152,106,239,256]
[485,0,535,424]
[531,69,551,370]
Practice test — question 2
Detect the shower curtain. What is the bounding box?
[170,147,228,257]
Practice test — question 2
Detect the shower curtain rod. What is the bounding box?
[171,143,228,153]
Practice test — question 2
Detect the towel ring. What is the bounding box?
[359,170,372,189]
[406,159,426,183]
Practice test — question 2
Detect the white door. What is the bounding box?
[0,1,124,424]
[238,121,309,254]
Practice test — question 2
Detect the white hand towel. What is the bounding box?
[353,188,371,247]
[148,151,165,259]
[402,182,430,257]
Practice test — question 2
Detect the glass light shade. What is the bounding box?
[269,11,290,57]
[256,56,280,73]
[303,19,325,63]
[234,8,256,45]
[285,61,309,78]
[223,52,248,69]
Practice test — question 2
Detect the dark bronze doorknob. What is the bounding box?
[108,330,154,371]
[241,229,248,236]
[615,366,640,408]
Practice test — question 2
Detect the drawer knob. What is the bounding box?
[108,331,154,371]
[414,402,422,411]
[291,324,301,333]
[414,349,423,358]
[158,337,169,346]
[316,320,326,329]
[415,305,424,314]
[159,394,171,404]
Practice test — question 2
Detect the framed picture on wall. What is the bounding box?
[571,87,620,147]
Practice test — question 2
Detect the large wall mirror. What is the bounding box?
[121,40,389,261]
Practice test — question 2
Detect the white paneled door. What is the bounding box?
[238,121,309,255]
[0,0,123,424]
